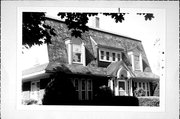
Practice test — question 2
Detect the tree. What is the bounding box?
[22,11,154,48]
[22,12,56,48]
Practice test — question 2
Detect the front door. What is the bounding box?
[118,80,126,96]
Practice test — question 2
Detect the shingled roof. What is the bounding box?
[46,62,107,77]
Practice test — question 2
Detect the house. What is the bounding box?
[22,16,159,105]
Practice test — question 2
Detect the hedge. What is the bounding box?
[138,96,159,106]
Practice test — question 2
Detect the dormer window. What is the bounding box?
[72,44,82,63]
[65,38,86,66]
[100,51,105,60]
[134,54,141,70]
[112,53,116,61]
[106,52,110,60]
[128,52,142,71]
[99,48,122,62]
[117,53,121,61]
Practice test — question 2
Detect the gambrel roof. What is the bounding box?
[22,17,159,81]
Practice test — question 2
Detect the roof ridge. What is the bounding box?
[45,16,141,42]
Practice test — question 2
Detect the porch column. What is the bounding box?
[108,79,114,91]
[81,42,86,66]
[65,39,72,64]
[130,79,133,96]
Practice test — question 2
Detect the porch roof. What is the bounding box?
[107,61,159,81]
[46,62,107,77]
[22,63,49,76]
[22,62,107,80]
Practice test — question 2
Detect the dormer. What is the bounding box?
[65,37,86,66]
[128,51,143,72]
[99,48,122,62]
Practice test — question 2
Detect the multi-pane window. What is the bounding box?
[134,82,137,89]
[112,53,116,61]
[147,82,150,96]
[106,52,110,60]
[73,79,93,100]
[99,49,121,62]
[139,82,141,88]
[117,53,121,61]
[134,81,151,96]
[100,51,105,60]
[72,44,82,63]
[143,83,145,89]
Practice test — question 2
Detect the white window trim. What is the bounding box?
[65,39,86,66]
[99,48,122,62]
[128,52,143,72]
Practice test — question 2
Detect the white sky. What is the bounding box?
[22,8,165,76]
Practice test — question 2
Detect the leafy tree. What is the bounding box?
[22,11,154,48]
[22,12,56,48]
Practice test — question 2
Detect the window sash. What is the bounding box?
[73,79,93,100]
[99,49,121,62]
[72,44,82,63]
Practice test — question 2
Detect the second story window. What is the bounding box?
[106,52,110,60]
[128,52,142,72]
[134,54,141,71]
[112,53,116,61]
[117,53,121,61]
[100,51,105,60]
[72,44,82,63]
[99,49,122,62]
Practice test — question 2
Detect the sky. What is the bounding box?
[22,8,165,76]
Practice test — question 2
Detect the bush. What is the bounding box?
[42,72,78,105]
[138,97,159,106]
[22,99,38,105]
[134,88,146,97]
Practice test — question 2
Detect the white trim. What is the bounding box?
[22,70,45,79]
[99,48,122,62]
[90,36,98,46]
[117,80,127,96]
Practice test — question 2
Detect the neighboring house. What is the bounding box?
[22,17,159,104]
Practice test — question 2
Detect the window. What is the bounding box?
[100,51,105,60]
[117,53,121,61]
[134,82,137,89]
[139,82,141,88]
[72,44,82,63]
[143,83,145,89]
[73,79,93,100]
[134,54,141,70]
[106,52,110,60]
[147,82,150,96]
[99,49,121,62]
[112,53,116,61]
[134,81,151,96]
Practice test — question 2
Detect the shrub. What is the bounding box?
[138,97,159,106]
[22,99,38,105]
[134,88,146,97]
